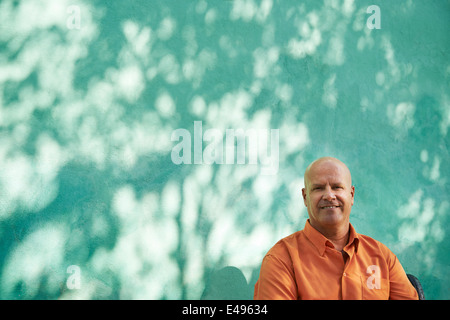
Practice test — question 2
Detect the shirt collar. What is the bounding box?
[303,219,360,256]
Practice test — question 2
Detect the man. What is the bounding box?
[254,157,418,300]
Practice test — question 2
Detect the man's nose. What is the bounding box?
[322,187,336,201]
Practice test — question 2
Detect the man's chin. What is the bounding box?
[317,210,347,225]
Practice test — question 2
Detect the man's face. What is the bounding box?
[302,159,355,229]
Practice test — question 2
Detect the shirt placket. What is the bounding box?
[341,245,362,299]
[324,243,346,299]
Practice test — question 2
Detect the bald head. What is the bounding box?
[304,157,352,191]
[302,157,355,235]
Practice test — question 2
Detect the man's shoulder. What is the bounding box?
[357,232,395,257]
[277,229,305,246]
[266,230,305,256]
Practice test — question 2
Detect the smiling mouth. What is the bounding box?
[320,205,340,209]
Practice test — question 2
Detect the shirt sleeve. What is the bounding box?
[386,249,419,300]
[253,254,298,300]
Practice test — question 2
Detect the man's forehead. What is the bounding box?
[304,157,352,185]
[311,161,345,173]
[308,175,347,185]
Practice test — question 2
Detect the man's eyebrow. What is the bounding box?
[310,182,344,188]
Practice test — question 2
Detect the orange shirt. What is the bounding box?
[254,220,418,300]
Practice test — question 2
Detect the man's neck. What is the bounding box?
[310,221,350,252]
[327,231,350,252]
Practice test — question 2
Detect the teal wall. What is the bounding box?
[0,0,448,300]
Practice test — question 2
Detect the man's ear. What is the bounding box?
[350,185,355,205]
[302,188,307,206]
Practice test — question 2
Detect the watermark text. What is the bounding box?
[171,121,279,175]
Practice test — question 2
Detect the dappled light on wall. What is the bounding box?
[0,0,448,300]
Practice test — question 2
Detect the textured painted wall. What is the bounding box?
[0,0,448,300]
